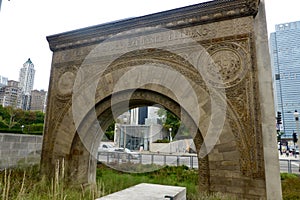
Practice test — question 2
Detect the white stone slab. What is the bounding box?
[96,183,186,200]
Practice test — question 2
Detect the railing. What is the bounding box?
[279,159,300,174]
[97,151,198,169]
[98,152,300,174]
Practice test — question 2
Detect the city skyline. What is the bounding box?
[270,21,300,138]
[0,0,300,91]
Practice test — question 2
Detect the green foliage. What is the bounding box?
[0,120,8,128]
[104,121,115,141]
[0,128,23,134]
[0,164,104,200]
[157,108,190,139]
[96,164,199,198]
[22,123,44,134]
[2,164,300,199]
[281,173,299,180]
[96,164,238,199]
[154,139,170,143]
[0,105,45,134]
[0,105,10,121]
[281,173,300,199]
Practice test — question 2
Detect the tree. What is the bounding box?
[157,108,180,138]
[104,121,115,141]
[34,111,45,124]
[0,105,45,133]
[0,106,23,129]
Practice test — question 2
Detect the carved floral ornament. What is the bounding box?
[204,42,250,88]
[55,66,78,100]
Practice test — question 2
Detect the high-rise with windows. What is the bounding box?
[270,21,300,139]
[0,80,22,108]
[19,58,35,110]
[30,89,47,112]
[0,75,8,88]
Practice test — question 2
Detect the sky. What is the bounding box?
[0,0,299,91]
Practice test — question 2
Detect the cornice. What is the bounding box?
[47,0,260,51]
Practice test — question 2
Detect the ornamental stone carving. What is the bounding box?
[42,0,281,199]
[57,71,75,96]
[206,43,247,88]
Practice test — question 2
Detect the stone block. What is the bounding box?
[21,135,38,143]
[12,142,28,150]
[0,142,11,150]
[4,135,20,143]
[96,183,186,200]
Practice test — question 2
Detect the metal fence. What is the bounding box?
[279,159,300,174]
[97,152,199,169]
[98,152,300,174]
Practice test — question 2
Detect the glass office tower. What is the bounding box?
[270,21,300,139]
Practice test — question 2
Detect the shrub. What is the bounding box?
[281,173,300,199]
[154,139,170,143]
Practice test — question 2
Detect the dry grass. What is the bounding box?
[0,160,105,200]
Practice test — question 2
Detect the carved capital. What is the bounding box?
[245,0,260,15]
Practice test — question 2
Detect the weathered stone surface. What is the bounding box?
[0,133,42,169]
[96,183,186,200]
[41,0,281,199]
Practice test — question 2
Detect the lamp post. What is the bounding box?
[114,124,119,147]
[169,127,172,142]
[21,125,24,133]
[169,127,172,154]
[123,117,127,149]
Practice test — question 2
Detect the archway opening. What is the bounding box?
[98,105,198,168]
[68,89,210,191]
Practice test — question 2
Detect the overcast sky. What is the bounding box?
[0,0,299,91]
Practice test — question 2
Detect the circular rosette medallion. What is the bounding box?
[56,71,76,99]
[205,42,249,88]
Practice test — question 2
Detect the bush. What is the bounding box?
[281,173,300,199]
[0,127,43,135]
[0,128,23,134]
[154,139,170,143]
[281,173,299,180]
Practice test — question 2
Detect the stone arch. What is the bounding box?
[68,89,212,190]
[42,0,282,199]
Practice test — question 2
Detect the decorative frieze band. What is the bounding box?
[47,0,259,51]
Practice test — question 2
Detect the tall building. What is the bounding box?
[270,21,300,139]
[30,89,47,112]
[0,80,22,108]
[19,58,35,110]
[138,107,148,125]
[130,106,160,125]
[0,75,8,88]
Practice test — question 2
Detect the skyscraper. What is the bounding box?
[138,106,148,125]
[19,58,35,95]
[19,58,35,110]
[270,21,300,139]
[0,75,8,88]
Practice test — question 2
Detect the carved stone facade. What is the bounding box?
[41,0,281,199]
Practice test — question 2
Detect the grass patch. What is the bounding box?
[1,163,298,199]
[97,164,236,199]
[97,164,199,198]
[0,162,105,200]
[281,173,300,200]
